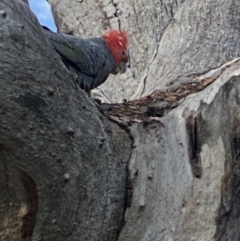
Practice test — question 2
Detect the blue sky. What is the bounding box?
[29,0,56,31]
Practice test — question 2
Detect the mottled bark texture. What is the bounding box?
[2,0,240,241]
[0,1,131,241]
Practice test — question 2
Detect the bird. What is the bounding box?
[42,26,129,92]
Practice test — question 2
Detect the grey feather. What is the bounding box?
[42,26,116,92]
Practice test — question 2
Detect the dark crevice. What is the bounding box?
[186,111,204,178]
[19,170,39,241]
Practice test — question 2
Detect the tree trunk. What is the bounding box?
[1,0,240,240]
[0,1,131,240]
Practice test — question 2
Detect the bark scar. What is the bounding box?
[186,110,203,178]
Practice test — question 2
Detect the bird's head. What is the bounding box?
[102,29,129,66]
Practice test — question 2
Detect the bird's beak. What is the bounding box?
[111,62,127,75]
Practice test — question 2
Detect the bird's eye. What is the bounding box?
[122,51,126,55]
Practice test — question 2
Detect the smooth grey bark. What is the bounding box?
[101,59,240,241]
[0,1,131,241]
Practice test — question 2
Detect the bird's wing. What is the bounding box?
[60,58,93,92]
[91,60,112,89]
[43,27,115,91]
[43,28,107,76]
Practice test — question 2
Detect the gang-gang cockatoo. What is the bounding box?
[43,26,129,92]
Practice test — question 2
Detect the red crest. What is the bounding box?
[102,30,129,65]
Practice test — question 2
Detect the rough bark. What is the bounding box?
[2,0,240,241]
[0,1,131,240]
